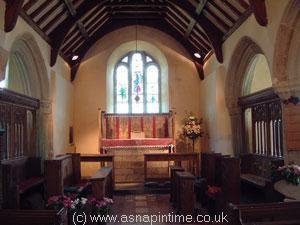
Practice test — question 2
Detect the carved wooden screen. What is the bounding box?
[238,88,283,157]
[0,89,39,160]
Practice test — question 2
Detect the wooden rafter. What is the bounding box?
[23,0,38,12]
[29,0,54,19]
[208,1,235,24]
[49,0,106,66]
[18,0,252,80]
[63,0,89,39]
[4,0,25,32]
[184,0,207,38]
[249,0,268,26]
[168,0,224,63]
[35,1,62,26]
[70,18,204,81]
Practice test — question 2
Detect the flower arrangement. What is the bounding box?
[278,164,300,185]
[47,195,73,210]
[183,114,202,140]
[47,195,113,216]
[207,185,222,197]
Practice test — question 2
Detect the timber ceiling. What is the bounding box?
[5,0,266,81]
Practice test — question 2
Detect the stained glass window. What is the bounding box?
[114,51,161,114]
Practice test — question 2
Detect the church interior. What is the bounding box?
[0,0,300,224]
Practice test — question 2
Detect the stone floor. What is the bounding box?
[107,193,227,225]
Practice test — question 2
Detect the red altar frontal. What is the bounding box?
[100,111,175,183]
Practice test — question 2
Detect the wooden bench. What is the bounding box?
[203,156,240,213]
[1,157,44,209]
[240,154,284,201]
[170,165,184,203]
[90,166,113,200]
[0,208,67,225]
[229,201,300,225]
[45,153,89,198]
[175,171,195,215]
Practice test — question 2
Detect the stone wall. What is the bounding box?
[107,148,169,183]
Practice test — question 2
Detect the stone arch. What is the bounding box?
[7,33,53,159]
[225,37,269,155]
[106,40,169,113]
[273,0,300,98]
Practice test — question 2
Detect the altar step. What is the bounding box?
[114,182,170,195]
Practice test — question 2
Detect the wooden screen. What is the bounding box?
[0,89,39,160]
[283,104,300,151]
[238,88,283,157]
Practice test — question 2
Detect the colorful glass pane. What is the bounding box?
[131,53,144,113]
[146,65,159,113]
[116,65,129,113]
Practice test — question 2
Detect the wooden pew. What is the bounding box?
[170,165,184,203]
[144,152,199,182]
[80,154,115,199]
[175,171,195,215]
[45,153,89,198]
[1,157,44,209]
[204,156,240,213]
[0,208,67,225]
[240,154,284,201]
[90,167,113,200]
[229,201,300,225]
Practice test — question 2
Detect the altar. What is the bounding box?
[100,111,175,183]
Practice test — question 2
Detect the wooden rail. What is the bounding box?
[144,153,199,182]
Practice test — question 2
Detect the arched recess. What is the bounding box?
[6,33,53,159]
[225,37,269,155]
[106,40,169,113]
[273,0,300,98]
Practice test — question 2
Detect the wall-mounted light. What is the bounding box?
[194,52,201,59]
[72,55,79,61]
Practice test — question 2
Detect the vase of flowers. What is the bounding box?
[183,113,202,152]
[277,164,300,185]
[47,196,113,225]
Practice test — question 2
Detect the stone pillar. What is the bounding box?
[0,47,8,82]
[228,107,244,156]
[37,100,53,160]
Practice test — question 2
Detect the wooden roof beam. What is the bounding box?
[49,0,106,66]
[184,0,207,38]
[249,0,268,26]
[23,0,38,12]
[70,19,205,81]
[29,0,55,19]
[4,0,25,32]
[167,0,224,63]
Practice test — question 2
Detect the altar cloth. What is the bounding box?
[101,138,173,150]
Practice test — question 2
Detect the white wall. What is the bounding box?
[201,0,293,156]
[73,26,202,155]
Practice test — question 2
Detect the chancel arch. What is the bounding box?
[225,37,279,156]
[3,33,53,159]
[273,0,300,98]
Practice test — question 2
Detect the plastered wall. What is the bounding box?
[201,0,300,165]
[73,26,202,157]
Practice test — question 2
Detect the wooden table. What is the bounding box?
[144,152,199,182]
